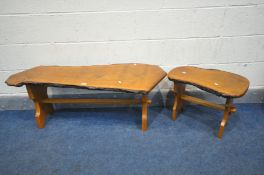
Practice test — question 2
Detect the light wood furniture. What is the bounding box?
[168,66,249,139]
[6,63,166,131]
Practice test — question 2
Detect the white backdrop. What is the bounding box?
[0,0,264,95]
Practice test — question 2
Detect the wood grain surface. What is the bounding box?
[6,63,166,94]
[168,66,249,98]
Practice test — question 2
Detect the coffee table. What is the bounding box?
[6,63,166,131]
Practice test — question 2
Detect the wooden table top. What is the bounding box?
[168,66,249,98]
[6,63,166,94]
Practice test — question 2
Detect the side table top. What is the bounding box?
[168,66,249,98]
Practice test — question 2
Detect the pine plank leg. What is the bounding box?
[142,95,148,132]
[217,98,232,139]
[172,83,185,120]
[26,85,54,128]
[34,102,47,128]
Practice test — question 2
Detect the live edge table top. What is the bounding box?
[6,63,167,94]
[168,66,249,98]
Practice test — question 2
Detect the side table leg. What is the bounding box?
[172,82,185,120]
[217,98,232,139]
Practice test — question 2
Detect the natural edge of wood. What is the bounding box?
[6,75,166,95]
[168,79,249,98]
[6,81,149,94]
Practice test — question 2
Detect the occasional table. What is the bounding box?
[168,66,249,138]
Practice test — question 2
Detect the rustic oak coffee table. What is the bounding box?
[6,63,166,131]
[168,66,249,138]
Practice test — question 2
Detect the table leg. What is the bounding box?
[142,95,149,132]
[172,82,185,120]
[26,85,54,128]
[217,98,232,139]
